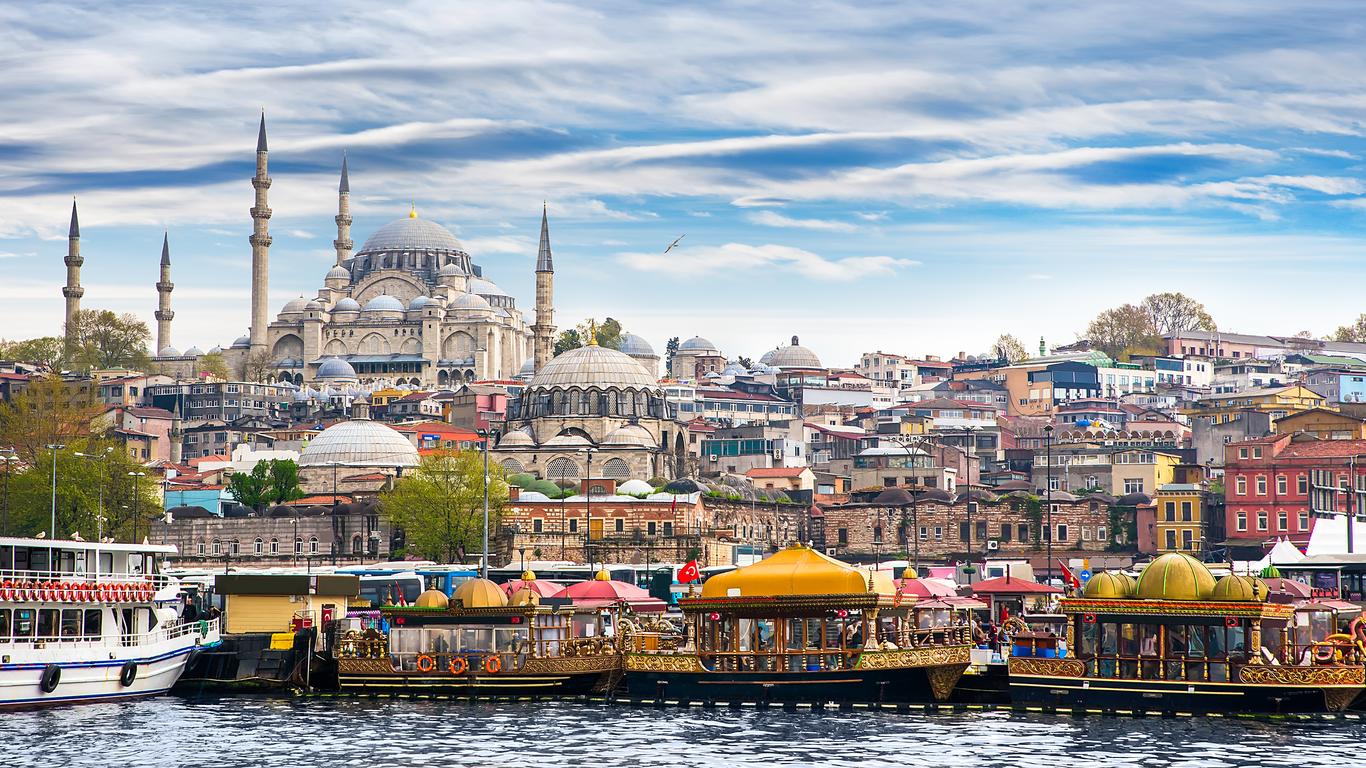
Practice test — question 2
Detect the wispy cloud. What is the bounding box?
[616,242,917,281]
[747,211,857,232]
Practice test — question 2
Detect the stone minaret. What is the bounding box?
[531,204,556,371]
[333,152,352,265]
[62,199,84,354]
[155,232,174,353]
[248,111,272,355]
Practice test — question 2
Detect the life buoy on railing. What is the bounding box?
[119,661,138,687]
[416,654,437,673]
[449,656,468,675]
[484,655,502,674]
[1225,616,1239,628]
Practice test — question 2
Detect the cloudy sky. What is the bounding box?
[3,1,1366,366]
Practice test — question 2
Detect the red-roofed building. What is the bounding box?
[745,466,816,493]
[389,421,485,452]
[1224,434,1366,549]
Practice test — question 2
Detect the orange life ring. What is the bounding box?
[448,656,468,675]
[483,655,502,674]
[416,654,437,673]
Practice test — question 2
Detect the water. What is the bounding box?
[2,695,1362,768]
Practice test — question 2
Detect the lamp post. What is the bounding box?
[584,448,596,573]
[963,425,977,572]
[128,470,147,543]
[477,428,497,578]
[74,447,113,543]
[0,450,19,537]
[1044,424,1054,585]
[46,443,65,538]
[888,433,934,574]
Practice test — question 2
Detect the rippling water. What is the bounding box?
[2,695,1363,767]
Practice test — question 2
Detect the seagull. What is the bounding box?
[35,531,46,539]
[664,234,686,254]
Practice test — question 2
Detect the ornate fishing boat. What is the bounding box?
[0,536,220,708]
[621,544,972,705]
[1008,553,1366,714]
[335,573,621,698]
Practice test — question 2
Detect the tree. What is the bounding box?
[0,376,105,466]
[197,352,230,380]
[0,336,65,370]
[1086,304,1161,361]
[991,334,1029,363]
[3,441,160,541]
[265,459,304,505]
[736,356,754,369]
[227,463,271,512]
[553,328,583,356]
[1332,315,1366,343]
[1288,330,1320,354]
[243,349,273,382]
[66,309,151,373]
[381,450,508,563]
[665,336,680,376]
[1139,292,1216,336]
[556,318,623,354]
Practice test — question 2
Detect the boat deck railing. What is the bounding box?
[0,568,167,587]
[628,625,971,672]
[1,617,219,649]
[1072,642,1365,682]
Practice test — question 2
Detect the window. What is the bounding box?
[309,536,319,554]
[1165,530,1177,550]
[1001,523,1013,541]
[1019,525,1030,543]
[212,539,221,556]
[1056,524,1068,542]
[253,538,263,555]
[959,522,970,541]
[1164,501,1176,522]
[569,519,579,533]
[196,542,205,556]
[1257,511,1268,531]
[1298,475,1309,495]
[294,537,303,554]
[1082,527,1092,541]
[533,519,543,533]
[1097,526,1107,542]
[614,518,624,533]
[934,526,943,540]
[663,522,673,536]
[1182,530,1194,551]
[1239,448,1249,459]
[230,540,240,555]
[1299,512,1309,531]
[269,538,278,555]
[1235,477,1247,496]
[1181,501,1193,522]
[837,528,848,545]
[1253,447,1263,459]
[1236,511,1247,531]
[1277,475,1287,495]
[1255,476,1267,495]
[919,526,928,541]
[1277,511,1288,531]
[1124,479,1144,494]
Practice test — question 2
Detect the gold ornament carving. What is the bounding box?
[1237,665,1365,687]
[1007,657,1086,678]
[624,653,707,673]
[926,664,967,702]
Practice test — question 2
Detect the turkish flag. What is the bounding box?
[678,560,700,584]
[1057,559,1080,589]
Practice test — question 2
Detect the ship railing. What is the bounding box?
[1076,644,1365,683]
[9,617,219,649]
[0,568,169,588]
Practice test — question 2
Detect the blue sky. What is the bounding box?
[3,1,1366,366]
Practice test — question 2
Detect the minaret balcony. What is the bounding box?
[250,206,273,218]
[252,177,272,189]
[64,256,84,267]
[157,281,174,291]
[155,310,175,321]
[62,286,85,299]
[249,234,273,247]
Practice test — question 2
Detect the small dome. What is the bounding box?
[497,428,536,448]
[280,296,309,314]
[316,357,358,380]
[408,295,431,312]
[452,578,508,608]
[679,336,718,353]
[333,297,361,312]
[516,491,551,501]
[759,348,778,365]
[602,424,654,447]
[208,346,223,354]
[1082,571,1133,599]
[414,588,450,609]
[617,479,655,495]
[362,295,405,313]
[902,567,917,580]
[517,358,535,378]
[183,346,204,357]
[468,277,509,297]
[1211,574,1268,602]
[439,262,465,277]
[1135,553,1216,601]
[521,569,537,581]
[231,335,251,348]
[1260,564,1283,579]
[543,431,593,448]
[768,336,822,368]
[618,333,655,356]
[326,265,350,280]
[158,345,181,358]
[449,292,491,310]
[304,300,323,311]
[1116,492,1152,506]
[722,361,748,376]
[508,587,540,607]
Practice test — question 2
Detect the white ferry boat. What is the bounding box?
[0,536,221,708]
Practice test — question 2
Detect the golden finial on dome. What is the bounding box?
[587,319,599,347]
[409,202,418,219]
[521,569,536,581]
[594,569,610,581]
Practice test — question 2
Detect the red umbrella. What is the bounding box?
[502,578,566,598]
[898,577,958,598]
[552,573,667,613]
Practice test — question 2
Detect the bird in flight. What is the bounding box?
[664,234,686,254]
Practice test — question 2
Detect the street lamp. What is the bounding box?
[887,433,935,574]
[45,443,65,538]
[476,428,498,578]
[1044,424,1054,585]
[75,447,113,543]
[962,425,978,572]
[0,450,19,537]
[128,470,147,543]
[584,448,597,574]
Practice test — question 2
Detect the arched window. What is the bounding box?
[546,456,581,482]
[197,541,206,556]
[269,538,279,555]
[230,539,240,555]
[352,535,363,554]
[501,458,525,474]
[294,537,303,555]
[212,539,221,556]
[253,537,263,555]
[309,536,319,554]
[602,458,631,480]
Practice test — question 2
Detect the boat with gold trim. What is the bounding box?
[620,544,973,705]
[1008,553,1366,714]
[335,572,621,698]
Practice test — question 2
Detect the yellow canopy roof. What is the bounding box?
[701,544,893,598]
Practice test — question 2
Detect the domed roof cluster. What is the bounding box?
[766,335,822,369]
[1083,558,1270,604]
[452,578,507,608]
[618,333,655,357]
[527,344,661,391]
[357,215,466,255]
[449,292,491,310]
[679,336,718,354]
[333,297,361,312]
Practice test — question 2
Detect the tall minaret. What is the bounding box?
[155,232,174,353]
[531,203,556,371]
[62,199,84,354]
[248,111,272,355]
[333,152,352,265]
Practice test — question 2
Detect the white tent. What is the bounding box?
[1305,515,1366,557]
[1268,538,1306,565]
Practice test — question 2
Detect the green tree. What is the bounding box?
[381,451,508,563]
[0,376,105,466]
[227,463,271,512]
[1331,315,1366,343]
[197,352,231,380]
[554,328,583,356]
[266,459,304,505]
[66,309,151,373]
[1139,292,1216,336]
[736,356,754,369]
[991,334,1029,363]
[1086,304,1161,361]
[0,336,65,370]
[665,336,680,376]
[4,442,160,541]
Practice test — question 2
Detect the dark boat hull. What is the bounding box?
[336,657,616,699]
[947,663,1012,705]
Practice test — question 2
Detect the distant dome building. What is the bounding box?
[618,333,660,379]
[670,335,725,381]
[496,340,688,481]
[767,335,822,370]
[299,399,419,471]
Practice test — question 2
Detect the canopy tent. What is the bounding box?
[552,574,667,613]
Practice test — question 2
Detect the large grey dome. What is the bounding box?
[317,357,357,380]
[362,294,404,313]
[768,336,822,369]
[357,215,465,255]
[527,344,661,391]
[618,333,655,356]
[299,420,420,469]
[679,336,718,353]
[333,297,361,312]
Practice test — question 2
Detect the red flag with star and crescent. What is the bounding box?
[678,560,700,584]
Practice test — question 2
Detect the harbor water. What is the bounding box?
[1,695,1363,767]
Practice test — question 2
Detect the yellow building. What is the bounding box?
[1152,483,1205,554]
[1183,384,1327,425]
[368,386,410,411]
[1110,448,1180,497]
[215,573,359,635]
[1271,407,1366,439]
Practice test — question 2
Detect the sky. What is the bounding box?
[3,1,1366,367]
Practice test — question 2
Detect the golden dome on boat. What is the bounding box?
[902,567,917,580]
[1210,574,1269,602]
[701,544,893,598]
[522,569,537,581]
[508,587,541,607]
[1082,571,1133,599]
[594,570,611,581]
[414,588,451,609]
[1134,553,1216,601]
[452,577,508,608]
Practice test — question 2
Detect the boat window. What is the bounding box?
[29,548,49,573]
[0,546,12,571]
[61,609,81,639]
[13,547,29,571]
[0,608,9,640]
[12,609,33,638]
[37,608,58,640]
[84,609,102,639]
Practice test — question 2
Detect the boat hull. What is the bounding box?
[0,642,207,709]
[336,655,617,698]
